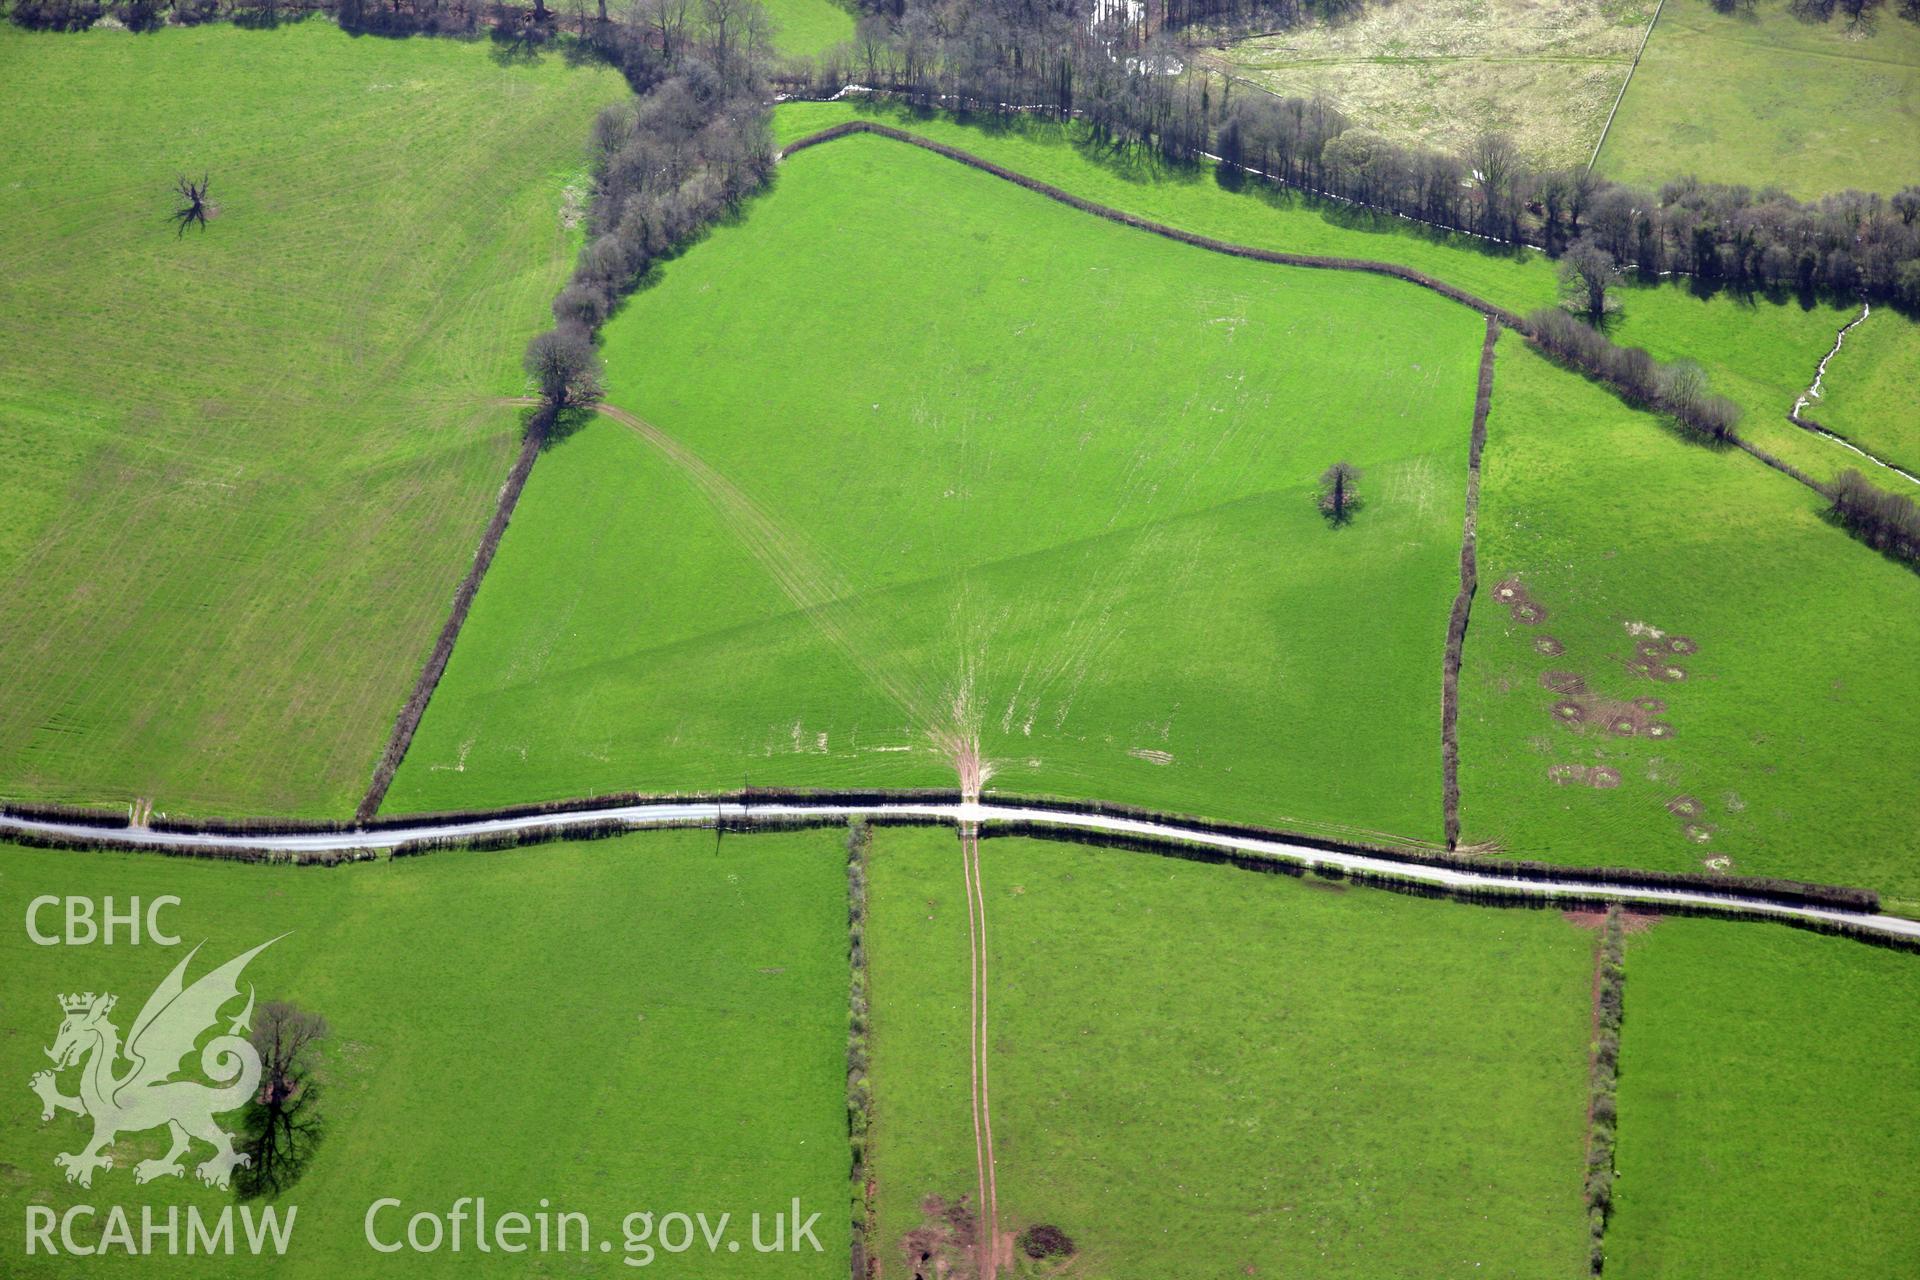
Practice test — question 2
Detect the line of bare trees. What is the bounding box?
[1827,470,1920,566]
[770,0,1920,309]
[1527,307,1744,443]
[524,7,776,411]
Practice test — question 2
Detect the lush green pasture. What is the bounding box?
[0,24,620,817]
[1460,334,1920,898]
[1608,921,1920,1277]
[388,133,1486,845]
[774,100,1920,493]
[1596,0,1920,198]
[763,0,855,57]
[0,831,848,1276]
[865,828,1596,1277]
[1211,0,1653,168]
[1807,306,1920,480]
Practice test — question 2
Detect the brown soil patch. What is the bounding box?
[1549,763,1622,788]
[1685,823,1716,844]
[1666,636,1698,655]
[1563,908,1661,933]
[1549,685,1664,738]
[1634,697,1666,713]
[904,1195,982,1280]
[1665,795,1703,817]
[1702,855,1734,873]
[1646,721,1675,739]
[1533,636,1565,656]
[1492,575,1549,624]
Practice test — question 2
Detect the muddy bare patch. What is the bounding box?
[903,1195,981,1280]
[1563,908,1660,933]
[1534,635,1565,656]
[1492,576,1549,624]
[1549,763,1622,788]
[1665,795,1703,817]
[1019,1225,1076,1263]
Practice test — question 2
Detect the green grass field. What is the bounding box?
[1596,0,1920,197]
[385,131,1488,846]
[1607,920,1920,1277]
[773,100,1920,495]
[0,831,849,1276]
[763,0,855,57]
[1211,0,1655,168]
[0,23,620,818]
[865,828,1597,1277]
[1460,333,1920,899]
[1803,306,1920,481]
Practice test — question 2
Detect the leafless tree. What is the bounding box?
[170,173,213,237]
[1559,238,1621,320]
[525,325,605,412]
[1319,461,1361,525]
[236,1002,327,1200]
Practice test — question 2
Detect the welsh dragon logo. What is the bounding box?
[30,937,281,1190]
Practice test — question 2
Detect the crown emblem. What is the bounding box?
[59,992,113,1014]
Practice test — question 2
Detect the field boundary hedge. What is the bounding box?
[0,800,129,828]
[355,414,548,823]
[975,819,1920,953]
[1442,317,1499,850]
[779,122,1529,327]
[10,786,1878,913]
[844,820,875,1280]
[984,793,1878,912]
[13,798,1915,948]
[1583,907,1627,1275]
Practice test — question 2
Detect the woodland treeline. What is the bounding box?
[13,0,1920,306]
[774,0,1920,307]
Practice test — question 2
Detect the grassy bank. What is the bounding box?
[0,23,621,817]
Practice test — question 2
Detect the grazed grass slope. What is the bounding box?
[772,100,1914,494]
[1211,0,1655,167]
[1460,334,1920,899]
[0,24,621,817]
[1596,0,1920,198]
[764,0,855,57]
[0,831,849,1277]
[1608,920,1920,1278]
[1805,307,1920,479]
[388,133,1486,844]
[865,828,1595,1278]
